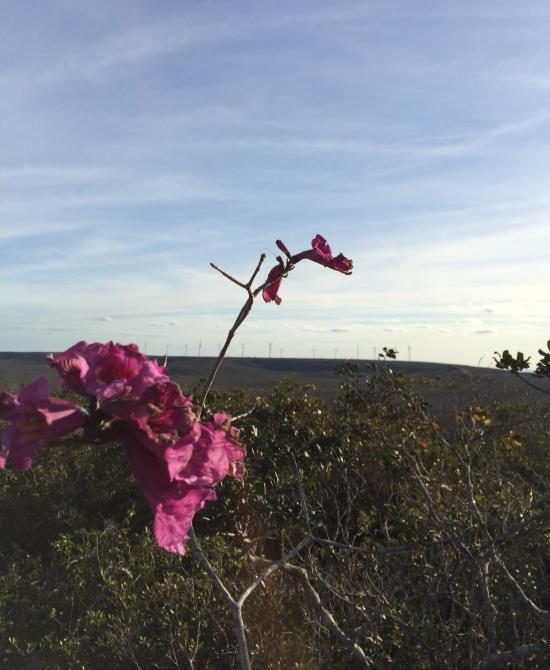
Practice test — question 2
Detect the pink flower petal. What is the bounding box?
[154,484,215,554]
[121,412,245,554]
[49,341,168,400]
[0,378,86,470]
[262,266,284,304]
[262,235,352,306]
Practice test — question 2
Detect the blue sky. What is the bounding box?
[1,1,549,364]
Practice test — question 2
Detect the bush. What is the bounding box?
[1,366,549,668]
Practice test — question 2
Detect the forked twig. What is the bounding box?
[188,527,252,670]
[190,245,368,669]
[198,254,267,416]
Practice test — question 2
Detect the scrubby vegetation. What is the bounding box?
[1,363,548,669]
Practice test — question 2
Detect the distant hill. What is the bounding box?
[1,352,547,421]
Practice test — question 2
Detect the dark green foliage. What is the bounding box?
[494,350,531,373]
[379,346,398,360]
[535,340,550,378]
[1,369,549,668]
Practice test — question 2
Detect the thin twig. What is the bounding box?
[231,397,260,423]
[311,536,449,555]
[199,254,269,416]
[188,527,235,606]
[291,453,312,536]
[246,253,267,288]
[198,293,254,416]
[188,527,252,670]
[239,536,312,606]
[277,561,371,668]
[209,262,247,289]
[514,372,550,396]
[483,642,549,668]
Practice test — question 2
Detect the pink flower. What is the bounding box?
[46,341,93,394]
[0,377,87,471]
[176,413,246,487]
[262,265,285,305]
[121,433,203,554]
[154,483,216,555]
[262,234,353,304]
[120,412,245,554]
[293,234,354,274]
[10,339,247,555]
[108,381,199,477]
[48,341,168,400]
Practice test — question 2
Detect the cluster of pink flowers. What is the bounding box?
[0,341,245,554]
[1,234,352,556]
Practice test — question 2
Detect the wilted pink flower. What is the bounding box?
[176,413,246,487]
[121,412,245,554]
[108,381,199,476]
[293,234,354,274]
[46,341,93,393]
[154,481,216,555]
[0,377,87,471]
[48,341,168,400]
[3,338,247,555]
[262,234,353,304]
[261,265,285,305]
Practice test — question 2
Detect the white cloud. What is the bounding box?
[2,2,549,366]
[303,325,329,332]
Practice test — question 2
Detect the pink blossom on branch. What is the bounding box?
[3,231,352,556]
[175,413,246,488]
[0,377,87,471]
[120,412,245,554]
[17,341,245,554]
[46,341,93,394]
[262,265,285,305]
[48,341,168,400]
[107,381,199,478]
[262,234,353,304]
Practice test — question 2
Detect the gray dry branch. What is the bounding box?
[188,450,372,669]
[188,250,369,670]
[404,420,549,668]
[188,258,550,669]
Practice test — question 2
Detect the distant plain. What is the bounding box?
[0,353,546,421]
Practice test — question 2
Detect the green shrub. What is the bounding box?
[1,368,548,668]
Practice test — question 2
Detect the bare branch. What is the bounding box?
[246,253,266,288]
[210,262,247,289]
[188,527,235,609]
[483,642,549,668]
[281,562,371,668]
[461,445,550,627]
[291,453,312,536]
[198,293,254,416]
[239,536,312,607]
[199,253,273,416]
[492,554,550,625]
[514,372,550,396]
[231,396,260,423]
[188,527,252,670]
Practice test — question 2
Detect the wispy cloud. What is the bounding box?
[2,1,549,364]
